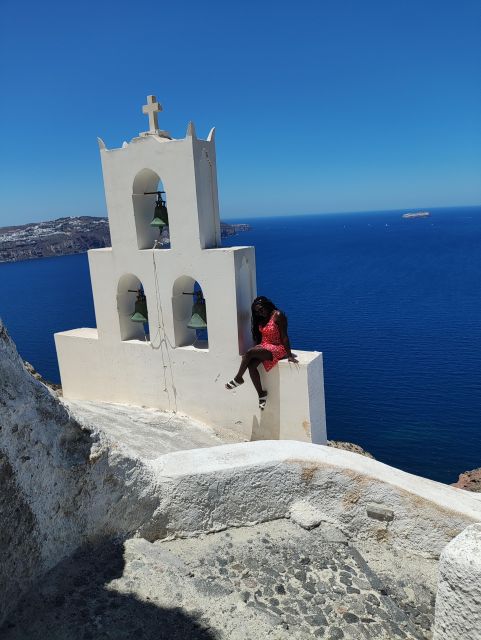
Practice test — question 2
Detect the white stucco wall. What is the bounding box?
[55,329,325,443]
[141,441,481,557]
[434,523,481,640]
[55,116,326,443]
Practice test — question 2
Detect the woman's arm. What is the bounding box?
[274,311,298,363]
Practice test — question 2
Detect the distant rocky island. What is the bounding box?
[0,217,251,263]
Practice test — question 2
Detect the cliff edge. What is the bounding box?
[0,320,161,624]
[453,468,481,493]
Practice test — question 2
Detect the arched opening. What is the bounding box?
[117,274,150,341]
[172,276,208,350]
[132,169,170,250]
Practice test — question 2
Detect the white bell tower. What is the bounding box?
[55,97,327,443]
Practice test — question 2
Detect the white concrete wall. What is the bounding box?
[55,121,326,443]
[434,523,481,640]
[55,329,325,443]
[142,440,481,556]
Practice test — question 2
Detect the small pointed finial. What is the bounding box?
[186,121,197,138]
[207,127,216,142]
[97,137,106,150]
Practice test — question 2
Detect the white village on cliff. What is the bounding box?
[0,98,480,640]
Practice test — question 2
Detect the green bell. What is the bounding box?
[150,194,169,229]
[130,292,148,323]
[187,293,207,329]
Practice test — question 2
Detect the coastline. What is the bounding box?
[0,217,250,264]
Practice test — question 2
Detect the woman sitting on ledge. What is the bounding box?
[225,296,298,410]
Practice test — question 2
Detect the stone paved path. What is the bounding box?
[1,520,435,639]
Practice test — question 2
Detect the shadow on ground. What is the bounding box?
[0,539,217,640]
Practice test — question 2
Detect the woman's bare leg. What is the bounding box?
[247,359,264,396]
[228,347,273,387]
[248,359,269,410]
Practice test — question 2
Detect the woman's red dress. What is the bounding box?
[259,314,287,371]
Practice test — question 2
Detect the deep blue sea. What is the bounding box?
[1,206,480,484]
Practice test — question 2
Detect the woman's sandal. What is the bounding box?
[225,379,243,390]
[258,393,268,410]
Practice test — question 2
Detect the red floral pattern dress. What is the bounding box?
[259,313,287,371]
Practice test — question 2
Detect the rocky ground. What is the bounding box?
[452,467,481,493]
[1,519,436,640]
[326,441,374,459]
[23,361,62,392]
[64,398,241,457]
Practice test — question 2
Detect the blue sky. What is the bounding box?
[0,0,480,225]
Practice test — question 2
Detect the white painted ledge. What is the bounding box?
[56,328,99,339]
[150,440,481,519]
[142,440,481,555]
[176,342,209,352]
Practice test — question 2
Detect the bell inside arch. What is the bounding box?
[150,191,169,229]
[129,289,148,323]
[187,291,207,329]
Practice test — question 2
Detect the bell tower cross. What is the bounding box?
[142,95,162,132]
[140,95,171,138]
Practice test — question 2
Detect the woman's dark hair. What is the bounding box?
[251,296,277,344]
